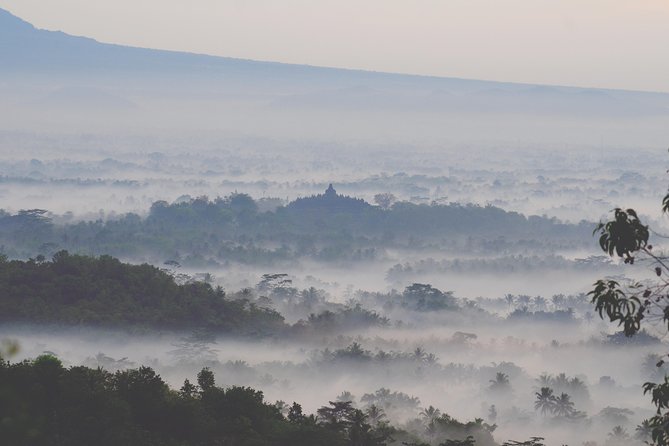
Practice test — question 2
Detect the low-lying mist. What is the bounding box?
[2,312,659,446]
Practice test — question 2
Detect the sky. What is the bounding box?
[1,0,669,92]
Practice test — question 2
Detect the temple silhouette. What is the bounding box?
[287,184,371,214]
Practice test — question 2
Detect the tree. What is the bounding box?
[365,404,387,426]
[534,387,556,416]
[637,419,653,442]
[588,180,669,445]
[552,393,575,418]
[0,359,351,445]
[488,405,497,423]
[317,400,356,430]
[316,401,390,445]
[419,405,441,425]
[197,367,215,391]
[179,379,198,398]
[373,193,397,210]
[606,426,630,446]
[337,391,356,404]
[288,402,305,423]
[489,372,511,392]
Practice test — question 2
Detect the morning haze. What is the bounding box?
[0,3,668,446]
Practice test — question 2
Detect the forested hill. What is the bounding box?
[0,252,285,335]
[0,356,498,446]
[0,192,591,265]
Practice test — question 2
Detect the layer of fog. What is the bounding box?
[0,133,666,226]
[2,316,663,445]
[2,11,669,445]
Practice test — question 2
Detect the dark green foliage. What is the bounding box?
[0,252,286,335]
[316,400,394,446]
[426,415,497,446]
[402,283,458,311]
[662,191,669,214]
[589,191,669,444]
[0,357,348,446]
[0,354,501,446]
[356,284,459,313]
[288,402,305,423]
[588,279,644,337]
[197,367,215,391]
[593,208,648,264]
[296,305,389,334]
[360,388,421,419]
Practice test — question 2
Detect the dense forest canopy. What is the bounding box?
[0,354,500,446]
[0,252,285,336]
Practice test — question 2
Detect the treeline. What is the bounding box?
[0,252,285,336]
[0,192,590,265]
[0,355,497,446]
[0,253,416,335]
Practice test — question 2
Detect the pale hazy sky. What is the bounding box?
[2,0,669,92]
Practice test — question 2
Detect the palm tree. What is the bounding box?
[553,373,569,391]
[566,376,589,400]
[517,295,531,307]
[336,390,355,404]
[347,409,371,439]
[365,404,386,426]
[489,372,511,392]
[488,404,497,422]
[607,425,630,446]
[568,376,586,390]
[533,296,547,311]
[534,387,556,416]
[413,347,426,361]
[419,405,441,425]
[505,294,515,309]
[551,294,566,309]
[536,373,553,389]
[552,393,575,417]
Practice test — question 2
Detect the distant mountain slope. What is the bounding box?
[1,7,667,120]
[0,8,460,85]
[0,7,263,74]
